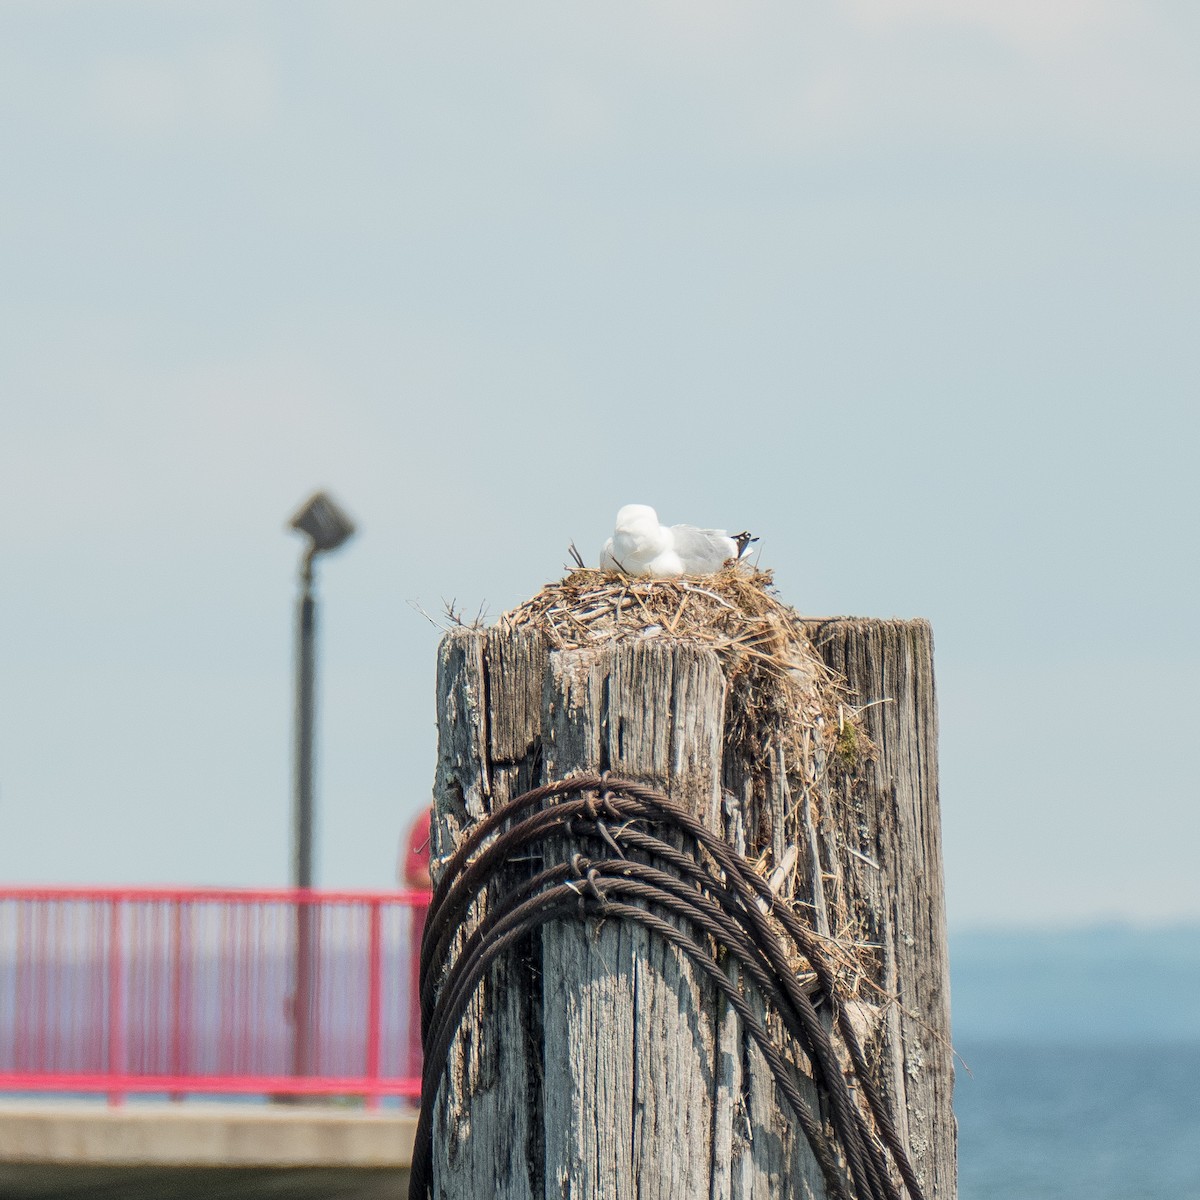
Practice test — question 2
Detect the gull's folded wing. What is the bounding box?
[669,524,737,574]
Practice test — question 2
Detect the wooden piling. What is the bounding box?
[429,617,953,1199]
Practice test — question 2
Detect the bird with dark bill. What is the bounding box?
[600,504,757,577]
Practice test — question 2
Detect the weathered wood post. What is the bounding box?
[426,579,953,1200]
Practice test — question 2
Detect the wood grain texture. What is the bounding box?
[431,629,543,1200]
[802,619,955,1200]
[430,618,954,1200]
[541,642,726,1200]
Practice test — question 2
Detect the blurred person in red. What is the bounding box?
[400,807,432,1094]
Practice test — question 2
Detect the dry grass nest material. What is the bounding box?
[501,565,872,814]
[502,566,882,1010]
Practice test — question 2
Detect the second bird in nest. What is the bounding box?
[599,504,757,578]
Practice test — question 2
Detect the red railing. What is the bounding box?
[0,886,430,1106]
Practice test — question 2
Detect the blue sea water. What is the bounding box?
[955,1041,1200,1200]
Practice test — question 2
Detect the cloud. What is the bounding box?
[667,0,1199,162]
[416,0,1197,168]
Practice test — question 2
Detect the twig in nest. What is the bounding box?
[407,599,445,630]
[630,589,659,627]
[665,595,690,635]
[846,847,881,870]
[755,844,799,914]
[567,541,586,569]
[442,598,488,629]
[677,583,739,610]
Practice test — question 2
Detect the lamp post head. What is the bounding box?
[288,491,356,556]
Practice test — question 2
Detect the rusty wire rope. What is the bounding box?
[410,774,926,1200]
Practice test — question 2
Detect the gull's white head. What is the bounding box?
[611,504,671,559]
[614,504,660,534]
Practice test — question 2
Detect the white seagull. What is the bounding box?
[599,504,756,578]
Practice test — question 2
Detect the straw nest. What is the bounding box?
[498,566,887,1023]
[501,565,870,791]
[499,566,880,1010]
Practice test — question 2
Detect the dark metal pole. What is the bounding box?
[292,548,317,1081]
[294,549,317,891]
[284,490,354,1095]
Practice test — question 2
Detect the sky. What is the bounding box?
[1,1,1196,928]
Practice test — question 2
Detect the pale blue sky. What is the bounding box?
[1,1,1196,926]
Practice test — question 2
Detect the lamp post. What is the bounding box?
[286,490,356,1083]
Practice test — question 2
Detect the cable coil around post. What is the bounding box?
[411,774,927,1200]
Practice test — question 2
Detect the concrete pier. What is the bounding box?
[0,1102,414,1199]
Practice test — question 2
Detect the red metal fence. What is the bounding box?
[0,886,430,1106]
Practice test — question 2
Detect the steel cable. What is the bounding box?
[421,792,919,1200]
[413,883,854,1200]
[411,775,925,1200]
[419,815,892,1200]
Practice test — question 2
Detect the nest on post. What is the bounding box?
[499,565,881,1011]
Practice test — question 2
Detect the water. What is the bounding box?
[955,1041,1200,1200]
